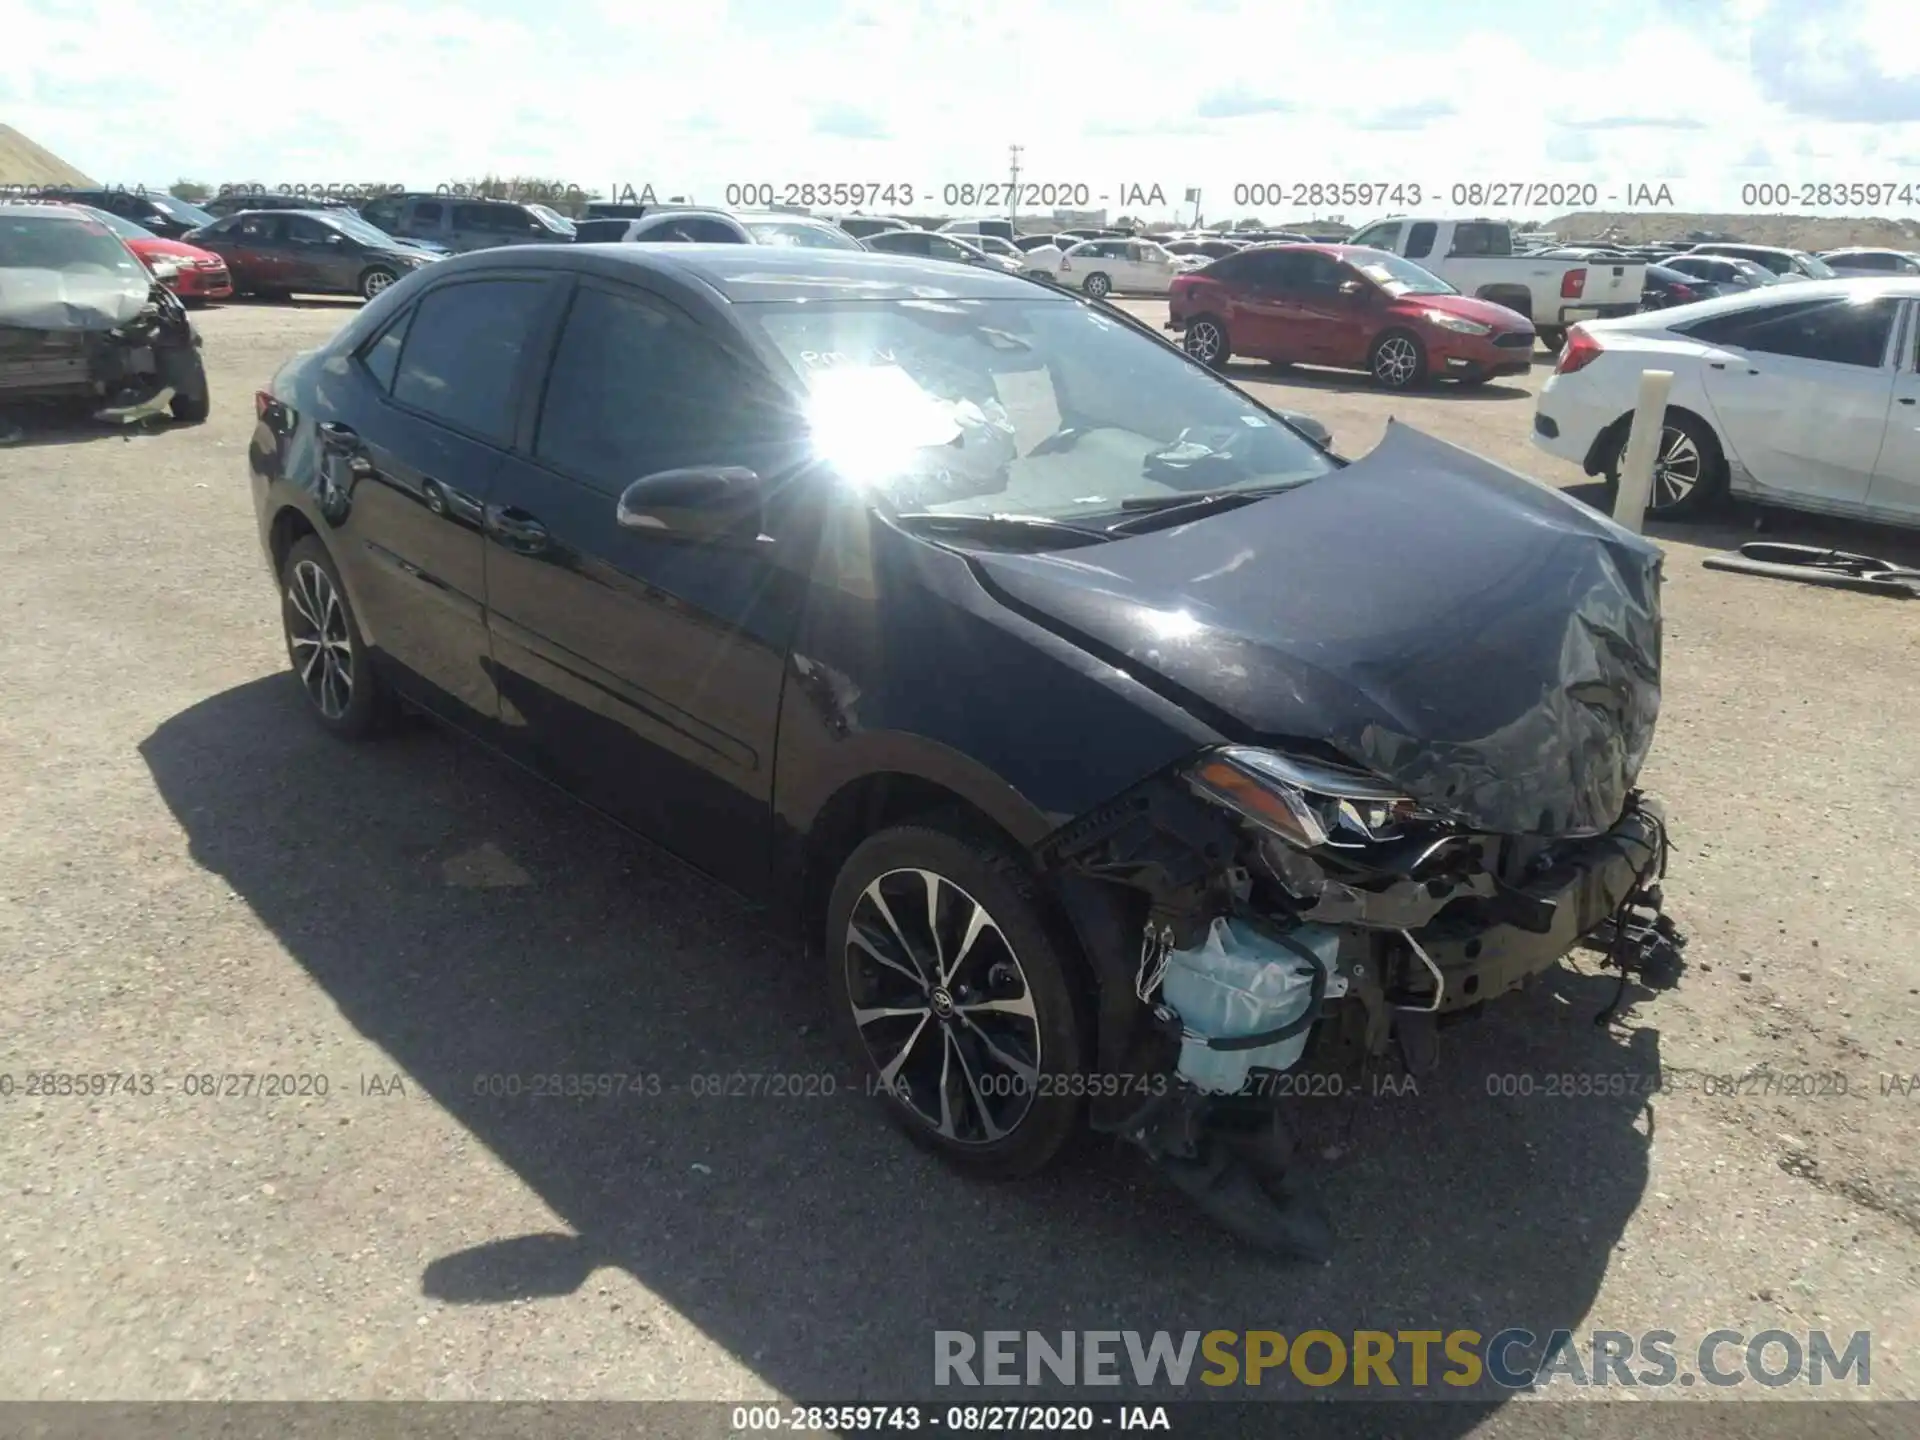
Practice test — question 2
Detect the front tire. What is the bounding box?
[162,346,210,423]
[826,823,1088,1178]
[1604,408,1726,520]
[1081,271,1112,300]
[280,535,396,739]
[1368,330,1427,390]
[359,266,399,301]
[1182,315,1231,370]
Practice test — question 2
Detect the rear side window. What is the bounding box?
[1679,296,1896,367]
[358,309,413,392]
[533,285,784,493]
[1448,222,1511,257]
[392,278,550,443]
[361,197,402,230]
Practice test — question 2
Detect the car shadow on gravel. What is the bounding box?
[142,676,1670,1414]
[1220,362,1532,401]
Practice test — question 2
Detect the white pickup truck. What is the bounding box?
[1341,217,1646,351]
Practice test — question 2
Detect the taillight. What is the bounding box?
[1560,268,1587,299]
[1671,282,1696,302]
[1556,326,1603,375]
[255,390,275,419]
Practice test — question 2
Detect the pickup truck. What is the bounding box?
[1342,216,1645,351]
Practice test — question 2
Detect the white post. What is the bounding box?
[1612,368,1674,533]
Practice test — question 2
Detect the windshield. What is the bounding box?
[748,297,1336,522]
[1795,251,1838,279]
[1351,250,1456,296]
[324,211,400,246]
[0,213,146,275]
[79,207,154,241]
[149,194,216,228]
[745,220,864,251]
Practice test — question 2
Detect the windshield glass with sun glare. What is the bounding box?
[749,297,1335,520]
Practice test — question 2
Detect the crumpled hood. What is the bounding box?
[971,422,1663,837]
[0,267,151,331]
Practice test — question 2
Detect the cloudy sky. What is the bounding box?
[5,0,1920,219]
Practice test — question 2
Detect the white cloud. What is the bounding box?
[5,0,1920,217]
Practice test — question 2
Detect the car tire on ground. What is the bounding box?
[1182,315,1231,370]
[1368,329,1427,391]
[825,821,1088,1179]
[279,535,397,740]
[162,346,211,424]
[1604,408,1727,520]
[1081,272,1112,300]
[359,266,399,301]
[1537,327,1566,354]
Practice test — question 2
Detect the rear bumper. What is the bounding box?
[1531,376,1618,470]
[1409,795,1665,1013]
[1557,302,1638,326]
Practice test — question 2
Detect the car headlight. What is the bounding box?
[1186,746,1419,850]
[1424,311,1491,336]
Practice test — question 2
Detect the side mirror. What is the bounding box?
[616,466,766,540]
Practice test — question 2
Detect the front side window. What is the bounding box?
[391,278,550,443]
[1349,221,1402,251]
[534,286,786,492]
[358,309,413,392]
[748,296,1336,521]
[1403,221,1438,259]
[410,202,444,226]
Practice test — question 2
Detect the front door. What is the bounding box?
[483,277,812,895]
[1867,301,1920,521]
[1695,294,1899,510]
[278,212,354,292]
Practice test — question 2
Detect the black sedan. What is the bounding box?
[1639,262,1733,309]
[187,208,440,300]
[249,244,1669,1257]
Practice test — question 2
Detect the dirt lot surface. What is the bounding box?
[3,294,1919,1430]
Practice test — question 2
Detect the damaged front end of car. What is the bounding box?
[1012,426,1677,1258]
[1042,750,1670,1258]
[0,263,208,439]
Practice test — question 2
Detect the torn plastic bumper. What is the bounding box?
[1041,759,1672,1257]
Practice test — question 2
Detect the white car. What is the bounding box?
[1052,237,1183,298]
[1819,247,1920,277]
[1532,278,1920,525]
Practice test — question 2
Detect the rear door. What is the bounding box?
[1689,294,1900,510]
[483,277,812,893]
[331,271,562,725]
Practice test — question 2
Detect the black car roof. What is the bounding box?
[426,242,1060,303]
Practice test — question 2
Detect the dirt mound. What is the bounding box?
[1545,211,1920,251]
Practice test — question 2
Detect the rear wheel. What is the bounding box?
[1182,315,1231,370]
[279,536,397,739]
[1604,409,1726,520]
[1537,327,1566,354]
[826,823,1088,1178]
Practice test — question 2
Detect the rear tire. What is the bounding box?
[1537,327,1566,354]
[1603,408,1726,520]
[826,822,1089,1179]
[1182,315,1231,370]
[279,536,397,740]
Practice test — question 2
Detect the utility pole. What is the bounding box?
[1008,143,1022,234]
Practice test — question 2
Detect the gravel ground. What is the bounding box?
[2,294,1918,1427]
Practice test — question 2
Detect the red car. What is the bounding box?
[1166,243,1535,390]
[74,205,233,305]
